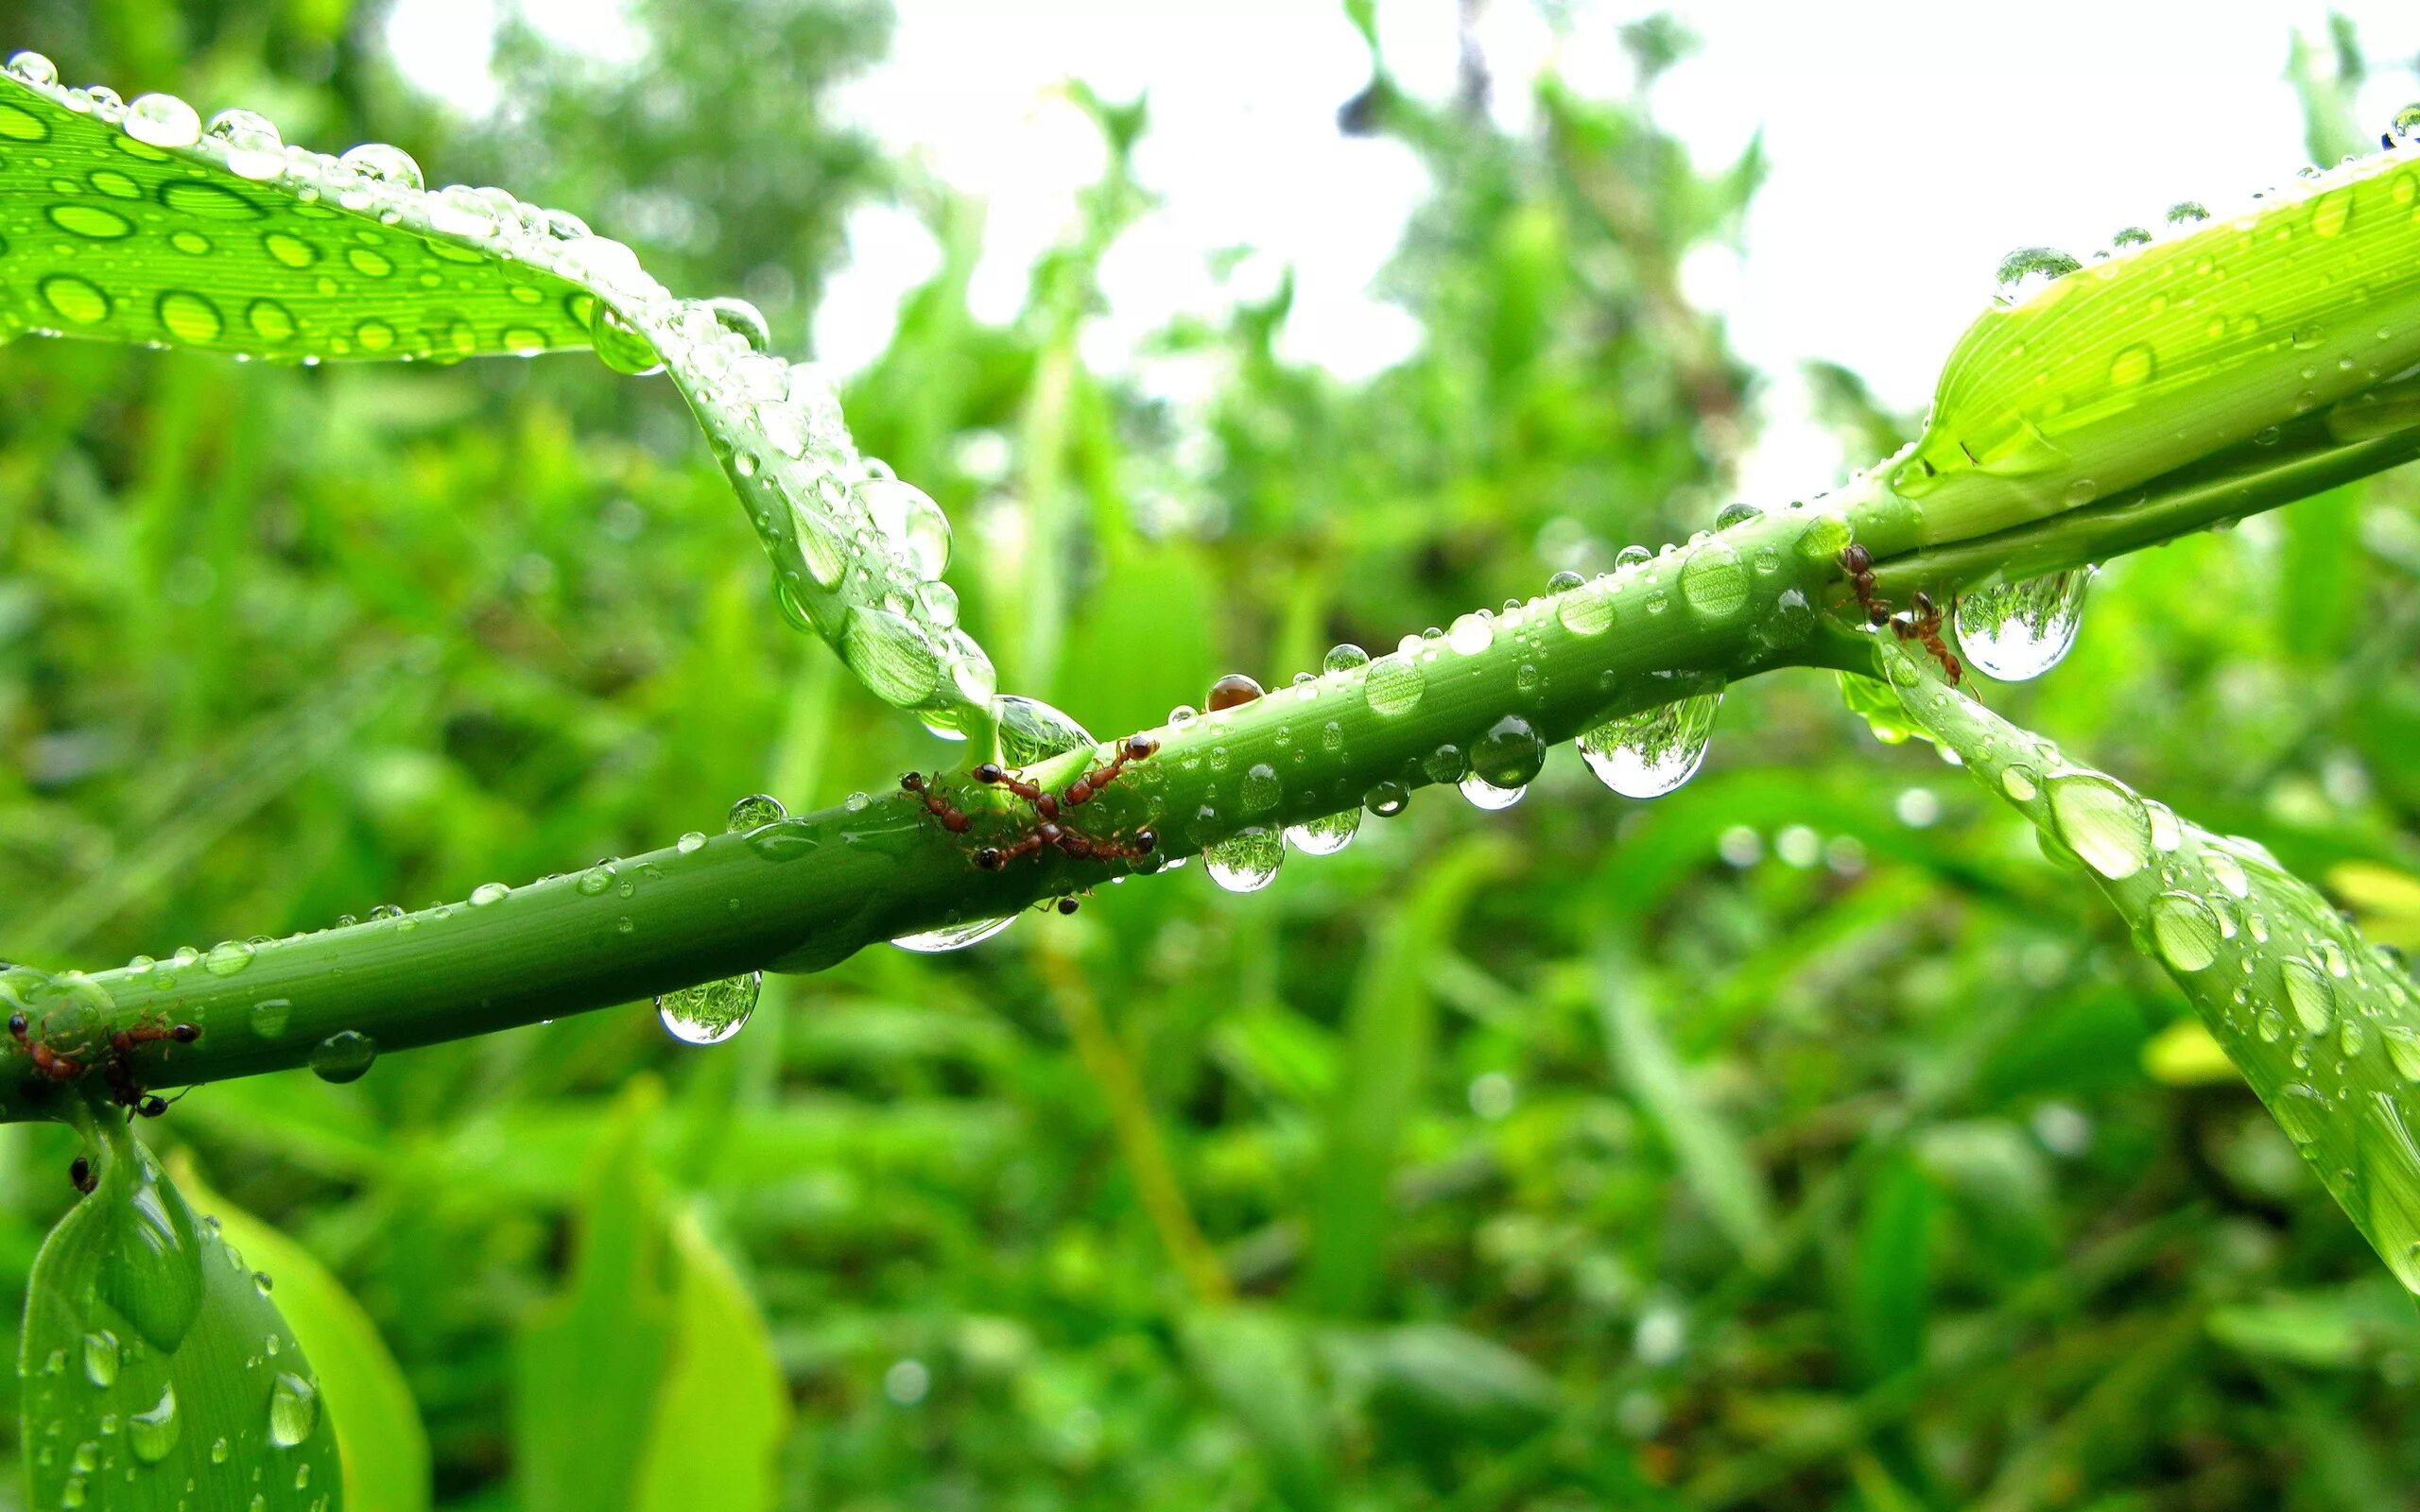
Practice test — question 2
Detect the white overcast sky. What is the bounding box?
[392,0,2420,495]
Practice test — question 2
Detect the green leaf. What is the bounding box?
[1887,135,2420,545]
[169,1155,429,1512]
[1348,1323,1556,1445]
[631,1207,789,1512]
[1178,1305,1334,1512]
[512,1082,673,1512]
[1844,1154,1936,1383]
[515,1080,789,1512]
[1304,836,1507,1316]
[1597,960,1779,1269]
[1879,635,2420,1293]
[0,63,992,729]
[18,1111,341,1511]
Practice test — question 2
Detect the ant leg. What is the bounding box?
[974,763,1059,820]
[1061,735,1162,811]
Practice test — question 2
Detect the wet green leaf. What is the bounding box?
[0,66,991,728]
[170,1155,429,1512]
[17,1114,341,1511]
[631,1207,788,1512]
[1883,635,2420,1293]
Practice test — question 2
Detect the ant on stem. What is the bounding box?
[902,733,1164,882]
[1839,544,1965,686]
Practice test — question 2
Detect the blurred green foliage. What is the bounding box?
[6,2,2420,1507]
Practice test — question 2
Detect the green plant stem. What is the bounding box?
[11,406,2420,1115]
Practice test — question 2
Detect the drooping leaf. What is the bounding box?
[0,60,992,730]
[1879,635,2420,1291]
[170,1155,430,1512]
[17,1110,341,1511]
[1178,1305,1334,1512]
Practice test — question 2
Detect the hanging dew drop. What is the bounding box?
[1459,774,1526,810]
[307,1030,377,1084]
[1203,828,1283,893]
[891,916,1017,953]
[656,971,761,1045]
[1286,808,1361,856]
[1577,688,1722,799]
[589,301,665,376]
[1953,569,2093,681]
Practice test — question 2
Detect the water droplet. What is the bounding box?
[338,140,424,191]
[1363,655,1425,715]
[1953,569,2093,681]
[124,93,200,148]
[1459,774,1526,810]
[251,998,291,1038]
[468,882,510,907]
[1322,643,1369,675]
[210,1436,229,1465]
[1240,763,1282,815]
[575,865,616,896]
[1714,501,1763,529]
[859,478,952,578]
[2165,201,2210,225]
[82,1332,118,1388]
[307,1030,377,1084]
[1447,612,1494,655]
[2285,958,2336,1035]
[2149,891,2221,971]
[1203,828,1283,892]
[727,794,786,833]
[589,301,663,375]
[6,50,58,85]
[1470,713,1546,791]
[1678,542,1748,620]
[2385,1026,2420,1080]
[157,289,223,343]
[1578,687,1722,799]
[204,109,285,179]
[1994,245,2081,303]
[2047,773,2151,880]
[266,1372,318,1448]
[656,971,762,1044]
[1205,673,1264,712]
[41,274,112,325]
[676,832,707,855]
[1286,808,1361,856]
[129,1384,178,1464]
[703,297,772,352]
[892,916,1017,953]
[2001,765,2038,802]
[204,939,254,976]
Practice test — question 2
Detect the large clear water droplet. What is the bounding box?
[81,1332,118,1388]
[2394,103,2420,143]
[726,794,786,833]
[1578,687,1723,799]
[1952,568,2093,681]
[267,1373,318,1448]
[892,916,1017,953]
[2046,772,2151,880]
[2284,957,2336,1035]
[203,109,284,180]
[859,477,952,579]
[656,971,762,1045]
[2148,891,2221,971]
[1363,654,1426,715]
[339,141,424,191]
[124,93,200,148]
[1203,828,1283,892]
[1994,246,2081,304]
[5,50,58,85]
[995,695,1094,765]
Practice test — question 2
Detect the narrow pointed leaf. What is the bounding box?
[0,62,992,727]
[631,1207,789,1512]
[1880,636,2420,1292]
[18,1114,341,1510]
[171,1157,429,1512]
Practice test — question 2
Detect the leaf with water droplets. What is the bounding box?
[1893,129,2420,545]
[0,66,993,730]
[1880,636,2420,1294]
[17,1112,339,1510]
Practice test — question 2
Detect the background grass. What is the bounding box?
[5,2,2420,1506]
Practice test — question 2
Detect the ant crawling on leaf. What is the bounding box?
[903,732,1164,877]
[1838,544,1965,686]
[10,1009,197,1121]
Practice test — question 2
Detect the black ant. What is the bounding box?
[69,1156,93,1194]
[1839,544,1964,686]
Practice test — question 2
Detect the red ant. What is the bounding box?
[1839,544,1964,686]
[907,733,1164,874]
[9,1011,82,1083]
[10,1011,198,1122]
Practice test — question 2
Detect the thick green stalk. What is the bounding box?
[9,400,2420,1112]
